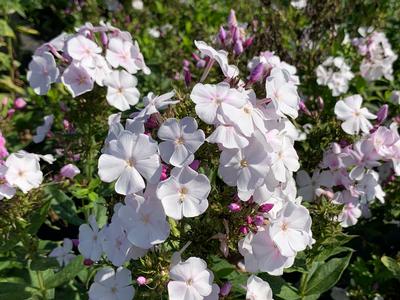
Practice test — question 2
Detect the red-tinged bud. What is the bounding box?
[100,31,108,47]
[259,203,274,213]
[218,26,227,44]
[249,63,264,83]
[228,9,237,28]
[234,41,244,55]
[239,225,248,234]
[83,258,94,266]
[243,36,254,49]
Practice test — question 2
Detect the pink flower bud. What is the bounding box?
[249,63,264,83]
[184,68,192,87]
[189,160,200,171]
[220,282,232,296]
[218,26,227,44]
[253,215,264,226]
[228,202,241,212]
[1,97,8,106]
[299,100,312,116]
[60,164,80,179]
[239,225,248,234]
[232,27,240,43]
[83,258,94,266]
[100,31,108,47]
[14,97,27,109]
[376,104,388,124]
[234,41,244,55]
[259,203,274,213]
[246,215,253,225]
[71,239,79,247]
[196,59,206,69]
[7,109,15,118]
[243,36,254,49]
[228,9,237,28]
[183,59,190,69]
[136,276,147,286]
[145,114,159,129]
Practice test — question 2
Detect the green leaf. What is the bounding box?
[45,186,83,226]
[43,256,84,289]
[28,199,52,234]
[314,246,354,262]
[300,252,352,297]
[30,257,59,271]
[16,25,39,35]
[209,255,236,278]
[0,19,15,38]
[0,283,32,300]
[381,256,400,279]
[0,258,24,271]
[259,274,300,300]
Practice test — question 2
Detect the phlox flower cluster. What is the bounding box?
[297,100,400,226]
[315,56,354,96]
[352,28,397,81]
[27,22,150,111]
[59,29,316,298]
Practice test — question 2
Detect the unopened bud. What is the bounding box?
[376,104,388,124]
[218,26,227,44]
[239,225,248,234]
[220,282,232,297]
[136,276,147,286]
[259,203,274,213]
[243,36,254,49]
[234,40,244,55]
[228,202,241,212]
[100,31,108,47]
[249,63,264,83]
[228,9,237,28]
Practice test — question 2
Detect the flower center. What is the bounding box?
[17,170,26,177]
[186,278,193,286]
[240,159,248,168]
[141,213,150,224]
[281,222,288,231]
[111,286,117,294]
[176,137,185,145]
[127,159,135,167]
[179,187,188,201]
[243,106,252,114]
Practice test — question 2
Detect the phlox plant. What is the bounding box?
[1,1,400,300]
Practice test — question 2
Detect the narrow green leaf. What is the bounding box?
[0,19,15,38]
[43,256,84,289]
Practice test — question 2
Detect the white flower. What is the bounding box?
[49,238,76,267]
[218,137,269,192]
[337,202,362,228]
[89,267,135,300]
[269,201,313,257]
[27,52,59,95]
[270,135,300,183]
[66,35,101,68]
[168,257,214,300]
[102,220,135,267]
[5,152,43,193]
[206,121,249,149]
[334,94,376,135]
[157,166,211,220]
[190,82,247,125]
[78,215,104,262]
[290,0,307,9]
[103,70,140,111]
[61,63,94,97]
[316,57,354,96]
[246,275,273,300]
[98,130,161,195]
[33,114,54,143]
[265,68,299,118]
[250,227,295,275]
[135,91,177,119]
[118,193,170,249]
[86,55,112,86]
[158,117,205,167]
[194,40,239,78]
[221,91,267,137]
[106,37,139,74]
[132,0,143,10]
